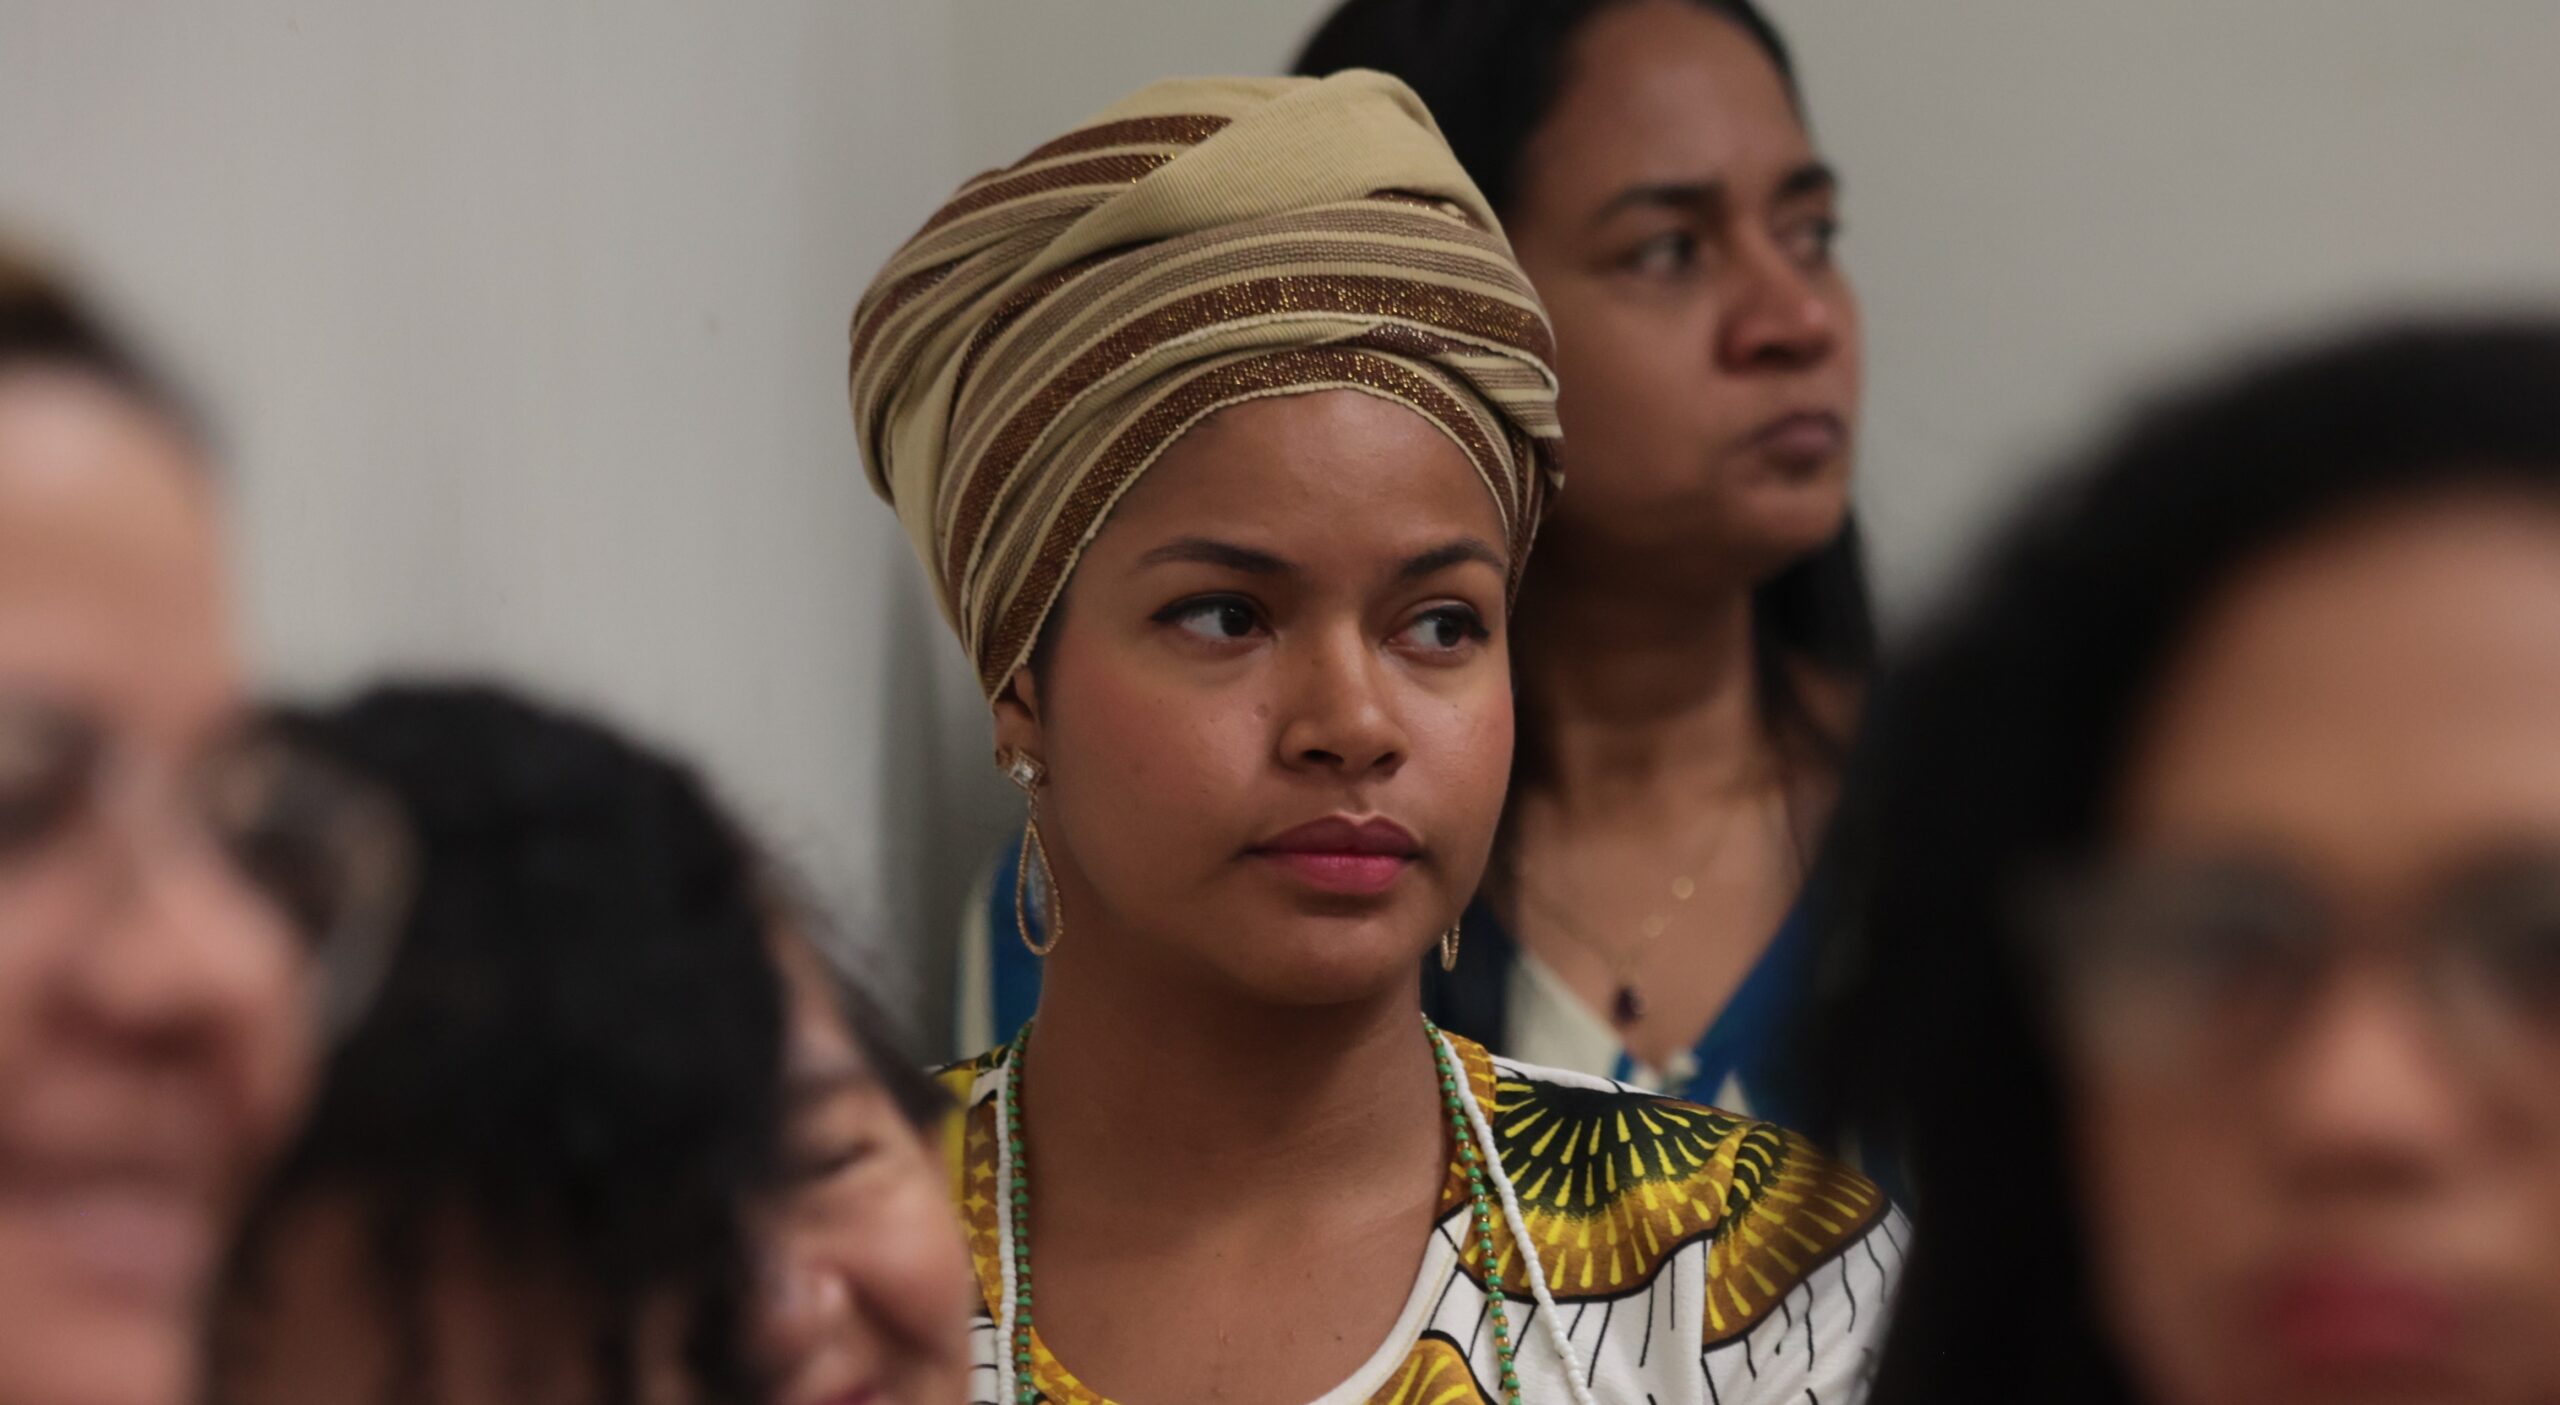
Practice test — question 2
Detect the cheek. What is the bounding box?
[1537,295,1754,524]
[2071,1065,2258,1369]
[1414,675,1512,804]
[205,902,323,1173]
[857,1170,975,1358]
[1831,286,1865,398]
[243,973,320,1170]
[0,913,48,1073]
[1548,299,1706,447]
[1044,656,1263,861]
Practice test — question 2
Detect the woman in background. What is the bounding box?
[212,684,970,1405]
[0,251,405,1405]
[968,0,1873,1132]
[1824,322,2560,1404]
[860,71,1895,1405]
[1296,0,1868,1124]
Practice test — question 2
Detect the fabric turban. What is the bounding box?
[848,72,1564,700]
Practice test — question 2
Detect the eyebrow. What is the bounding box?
[1776,161,1841,204]
[1589,161,1838,228]
[1396,537,1508,582]
[1135,535,1507,583]
[1135,537,1292,576]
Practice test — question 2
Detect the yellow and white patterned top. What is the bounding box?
[938,1031,1904,1405]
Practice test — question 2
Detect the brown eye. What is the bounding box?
[0,705,95,859]
[1780,217,1842,271]
[1621,230,1700,279]
[1391,606,1488,656]
[785,1138,881,1185]
[1157,595,1265,643]
[2442,859,2560,1023]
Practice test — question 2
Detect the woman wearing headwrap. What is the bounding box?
[851,73,1898,1405]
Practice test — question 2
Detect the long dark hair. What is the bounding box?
[1294,0,1877,767]
[1809,321,2560,1401]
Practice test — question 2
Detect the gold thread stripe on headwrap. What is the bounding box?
[848,72,1563,699]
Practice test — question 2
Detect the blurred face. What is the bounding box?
[0,370,314,1405]
[1505,0,1859,583]
[2063,496,2560,1405]
[757,938,970,1405]
[995,389,1515,1006]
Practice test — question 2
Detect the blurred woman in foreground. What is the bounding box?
[1825,321,2560,1405]
[0,252,404,1405]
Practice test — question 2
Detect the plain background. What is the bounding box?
[5,0,2558,1048]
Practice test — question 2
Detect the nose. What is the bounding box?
[760,1254,855,1354]
[1274,628,1408,781]
[1717,236,1840,375]
[57,819,303,1067]
[2265,965,2471,1196]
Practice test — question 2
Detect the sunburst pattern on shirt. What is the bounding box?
[1435,1043,1886,1348]
[1370,1333,1492,1405]
[940,1031,1887,1397]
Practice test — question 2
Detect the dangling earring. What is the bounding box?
[1439,922,1463,972]
[999,749,1061,957]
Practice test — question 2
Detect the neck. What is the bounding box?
[1018,934,1444,1224]
[1511,558,1774,817]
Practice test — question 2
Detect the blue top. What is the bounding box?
[973,833,1051,1051]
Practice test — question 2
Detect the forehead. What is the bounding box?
[2117,496,2560,880]
[1522,1,1811,210]
[773,935,863,1069]
[0,371,232,729]
[1086,387,1508,564]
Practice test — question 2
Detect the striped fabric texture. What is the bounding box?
[848,72,1562,699]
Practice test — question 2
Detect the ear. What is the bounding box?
[991,666,1045,766]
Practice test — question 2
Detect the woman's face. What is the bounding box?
[2069,496,2560,1405]
[757,937,971,1405]
[995,389,1515,1007]
[0,370,313,1405]
[1503,0,1859,584]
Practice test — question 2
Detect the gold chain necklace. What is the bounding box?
[1505,787,1772,1029]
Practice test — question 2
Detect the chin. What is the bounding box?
[1211,925,1425,1008]
[1726,482,1852,565]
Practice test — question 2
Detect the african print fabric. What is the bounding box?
[848,73,1561,699]
[937,1031,1904,1404]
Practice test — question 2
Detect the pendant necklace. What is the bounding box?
[1510,878,1680,1027]
[1508,790,1757,1029]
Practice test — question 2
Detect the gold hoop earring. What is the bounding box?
[999,750,1061,957]
[1439,922,1463,972]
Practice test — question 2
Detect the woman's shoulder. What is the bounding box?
[1485,1051,1887,1209]
[1481,1051,1896,1329]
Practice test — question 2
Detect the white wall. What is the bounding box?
[7,1,2559,1046]
[1772,1,2560,609]
[0,0,996,1031]
[949,0,2560,609]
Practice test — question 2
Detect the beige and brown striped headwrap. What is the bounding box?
[849,71,1562,700]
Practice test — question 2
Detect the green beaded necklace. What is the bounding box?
[996,1017,1527,1405]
